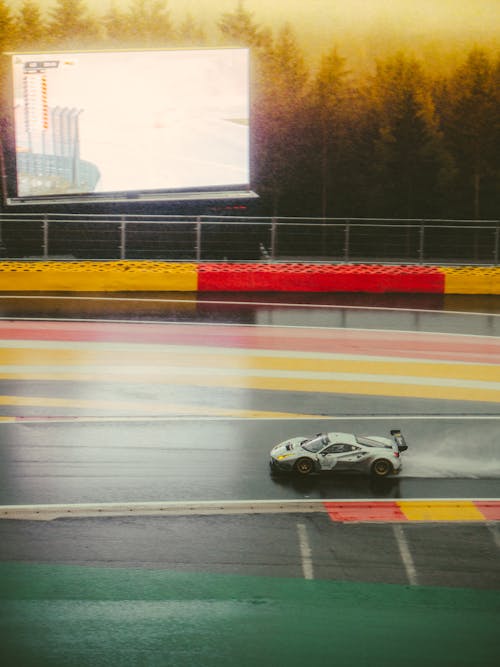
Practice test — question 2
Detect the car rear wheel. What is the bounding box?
[294,457,314,475]
[371,459,393,477]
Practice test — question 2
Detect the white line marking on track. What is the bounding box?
[0,315,497,338]
[1,294,498,319]
[1,415,499,424]
[297,522,314,580]
[1,499,498,521]
[393,524,418,586]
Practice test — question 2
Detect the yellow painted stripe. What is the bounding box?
[0,395,318,419]
[0,261,198,291]
[0,371,499,403]
[398,500,486,521]
[0,348,497,382]
[441,266,500,295]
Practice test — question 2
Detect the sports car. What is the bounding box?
[269,429,408,477]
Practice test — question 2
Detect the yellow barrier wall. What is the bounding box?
[0,261,199,292]
[442,267,500,294]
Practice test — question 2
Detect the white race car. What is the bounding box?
[269,429,408,477]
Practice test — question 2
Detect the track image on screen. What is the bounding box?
[9,48,250,201]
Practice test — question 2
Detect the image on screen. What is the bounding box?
[10,48,250,200]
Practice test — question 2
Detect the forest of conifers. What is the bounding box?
[0,0,498,220]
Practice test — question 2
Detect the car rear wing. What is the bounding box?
[390,429,408,452]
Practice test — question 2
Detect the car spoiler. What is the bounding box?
[390,429,408,452]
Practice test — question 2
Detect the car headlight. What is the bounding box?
[277,453,294,460]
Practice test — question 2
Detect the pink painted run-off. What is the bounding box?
[0,320,498,364]
[323,501,408,522]
[473,502,500,521]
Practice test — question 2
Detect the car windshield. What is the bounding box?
[302,434,330,453]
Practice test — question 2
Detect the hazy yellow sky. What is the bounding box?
[6,0,500,67]
[6,0,500,32]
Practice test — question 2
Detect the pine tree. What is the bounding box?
[310,48,348,218]
[368,52,448,218]
[177,13,207,47]
[0,0,15,53]
[16,1,46,50]
[440,48,499,219]
[254,23,309,215]
[0,0,15,125]
[102,1,128,45]
[47,0,99,48]
[218,0,265,49]
[123,0,174,47]
[0,1,15,214]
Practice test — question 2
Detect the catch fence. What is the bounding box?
[0,214,498,265]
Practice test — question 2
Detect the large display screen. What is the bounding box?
[7,48,250,203]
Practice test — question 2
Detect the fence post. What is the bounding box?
[42,215,49,259]
[419,222,425,264]
[270,217,277,260]
[195,216,202,262]
[494,224,499,265]
[0,216,5,257]
[344,220,350,262]
[120,217,126,260]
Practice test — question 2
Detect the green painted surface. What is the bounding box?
[0,563,499,667]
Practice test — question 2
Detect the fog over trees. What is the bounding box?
[1,0,498,219]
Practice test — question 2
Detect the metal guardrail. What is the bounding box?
[0,213,498,264]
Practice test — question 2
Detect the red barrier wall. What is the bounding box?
[198,263,445,292]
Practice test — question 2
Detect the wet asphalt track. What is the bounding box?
[0,291,498,583]
[0,417,499,506]
[0,291,499,506]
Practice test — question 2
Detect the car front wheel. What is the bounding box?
[294,457,314,475]
[371,459,393,477]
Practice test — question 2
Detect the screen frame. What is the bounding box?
[1,47,255,208]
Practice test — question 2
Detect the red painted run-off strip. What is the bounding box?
[474,501,500,521]
[324,501,408,522]
[323,501,500,522]
[198,263,445,293]
[0,320,498,364]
